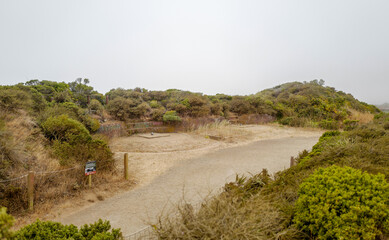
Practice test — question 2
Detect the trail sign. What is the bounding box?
[85,161,96,176]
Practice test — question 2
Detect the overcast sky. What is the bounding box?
[0,0,388,104]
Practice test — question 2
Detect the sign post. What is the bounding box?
[85,161,96,187]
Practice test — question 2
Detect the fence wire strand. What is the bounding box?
[0,174,28,183]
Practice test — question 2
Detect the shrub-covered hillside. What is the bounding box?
[155,113,389,239]
[256,80,380,128]
[0,79,114,213]
[105,79,379,128]
[0,78,381,214]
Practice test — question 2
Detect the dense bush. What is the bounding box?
[106,97,133,120]
[155,115,389,239]
[343,119,359,130]
[294,165,389,239]
[0,207,14,239]
[38,102,100,133]
[41,115,91,143]
[0,88,33,112]
[89,99,104,113]
[15,219,121,240]
[318,119,339,130]
[41,115,112,166]
[163,111,181,124]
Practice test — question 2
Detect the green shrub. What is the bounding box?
[294,165,389,240]
[149,100,160,108]
[343,119,359,131]
[42,115,112,167]
[279,116,308,127]
[41,115,91,144]
[0,207,14,239]
[151,107,165,121]
[106,97,133,120]
[0,88,32,112]
[39,103,100,133]
[15,219,121,240]
[89,99,104,112]
[163,111,181,124]
[318,119,340,130]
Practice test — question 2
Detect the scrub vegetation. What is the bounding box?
[0,78,384,239]
[155,113,389,239]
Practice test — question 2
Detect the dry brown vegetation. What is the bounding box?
[348,108,374,124]
[154,114,389,239]
[0,111,133,228]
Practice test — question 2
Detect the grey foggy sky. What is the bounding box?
[0,0,388,104]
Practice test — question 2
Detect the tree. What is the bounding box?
[68,78,93,107]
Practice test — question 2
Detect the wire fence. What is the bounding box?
[0,157,121,214]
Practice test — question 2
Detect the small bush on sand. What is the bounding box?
[294,165,389,240]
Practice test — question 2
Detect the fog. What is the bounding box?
[0,0,388,104]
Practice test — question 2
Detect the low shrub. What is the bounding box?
[15,219,121,240]
[0,88,32,112]
[42,115,113,167]
[106,97,133,120]
[163,111,181,124]
[0,207,14,239]
[41,115,91,143]
[279,116,308,127]
[89,99,103,112]
[343,119,359,131]
[294,165,389,240]
[318,119,340,130]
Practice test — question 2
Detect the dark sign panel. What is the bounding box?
[85,161,96,176]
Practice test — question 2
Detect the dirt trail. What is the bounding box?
[55,125,322,235]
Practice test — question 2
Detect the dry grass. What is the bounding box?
[154,190,294,240]
[348,109,374,124]
[1,111,133,223]
[193,120,253,143]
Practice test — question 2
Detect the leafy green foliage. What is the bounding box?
[294,166,389,239]
[343,119,359,131]
[0,207,14,240]
[163,111,181,123]
[41,115,112,166]
[42,115,91,143]
[106,81,378,130]
[68,78,94,107]
[89,99,104,113]
[15,219,121,240]
[106,97,133,120]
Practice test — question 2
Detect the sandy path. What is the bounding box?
[56,126,321,235]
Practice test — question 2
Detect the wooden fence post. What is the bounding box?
[27,171,34,211]
[290,156,296,167]
[124,153,129,180]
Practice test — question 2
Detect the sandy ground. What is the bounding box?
[52,124,323,235]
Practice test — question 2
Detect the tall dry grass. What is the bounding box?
[348,109,374,124]
[154,172,298,239]
[0,112,124,217]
